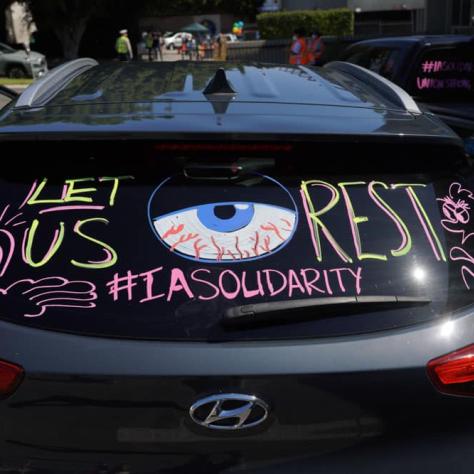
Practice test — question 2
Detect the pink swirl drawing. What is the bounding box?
[0,276,97,318]
[0,205,27,278]
[438,183,474,238]
[438,182,474,288]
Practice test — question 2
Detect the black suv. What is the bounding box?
[0,60,473,473]
[341,35,474,140]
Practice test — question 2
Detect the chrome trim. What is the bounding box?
[322,61,421,115]
[189,393,270,430]
[15,58,98,109]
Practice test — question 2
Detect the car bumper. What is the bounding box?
[0,306,474,472]
[2,426,474,473]
[0,304,472,376]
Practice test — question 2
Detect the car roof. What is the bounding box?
[4,61,417,110]
[0,61,461,144]
[350,34,474,48]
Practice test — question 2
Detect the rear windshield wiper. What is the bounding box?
[223,295,431,327]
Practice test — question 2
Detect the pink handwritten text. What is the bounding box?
[106,266,363,303]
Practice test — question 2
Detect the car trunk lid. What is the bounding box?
[0,139,469,341]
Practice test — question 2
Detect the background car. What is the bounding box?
[0,41,48,78]
[163,31,193,49]
[0,59,473,473]
[340,35,474,139]
[222,33,239,43]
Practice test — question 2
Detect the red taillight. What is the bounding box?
[0,359,23,398]
[428,344,474,396]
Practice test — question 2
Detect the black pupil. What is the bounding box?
[214,205,236,220]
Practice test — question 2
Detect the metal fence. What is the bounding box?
[226,36,360,65]
[451,25,474,34]
[226,19,421,65]
[226,39,290,64]
[354,21,414,36]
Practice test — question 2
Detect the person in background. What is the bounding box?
[307,31,325,66]
[289,28,307,65]
[153,31,162,61]
[215,33,228,61]
[116,29,133,62]
[145,30,154,61]
[204,34,212,60]
[190,36,198,60]
[198,40,205,61]
[180,37,188,60]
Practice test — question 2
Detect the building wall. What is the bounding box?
[347,0,424,10]
[271,0,473,34]
[260,0,283,11]
[281,0,346,10]
[424,0,449,32]
[281,0,425,10]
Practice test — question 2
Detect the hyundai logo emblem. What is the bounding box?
[189,393,270,431]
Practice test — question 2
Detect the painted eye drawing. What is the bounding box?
[148,175,298,263]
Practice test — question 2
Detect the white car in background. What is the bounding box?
[0,42,48,78]
[222,33,239,43]
[163,32,193,50]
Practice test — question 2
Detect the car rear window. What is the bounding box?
[344,47,401,81]
[0,140,471,341]
[411,44,474,101]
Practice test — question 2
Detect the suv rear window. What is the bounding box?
[0,140,470,341]
[345,47,400,80]
[411,45,474,101]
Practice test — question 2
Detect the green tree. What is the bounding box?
[142,0,264,20]
[29,0,107,59]
[0,0,12,11]
[25,0,263,60]
[0,0,15,40]
[222,0,264,20]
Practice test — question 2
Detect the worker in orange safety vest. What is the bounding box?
[307,31,325,66]
[289,28,308,65]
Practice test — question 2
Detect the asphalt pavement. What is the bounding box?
[0,84,27,109]
[8,84,28,94]
[0,96,10,109]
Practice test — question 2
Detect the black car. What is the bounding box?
[340,35,474,139]
[0,59,474,473]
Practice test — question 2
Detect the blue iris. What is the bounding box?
[197,202,254,233]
